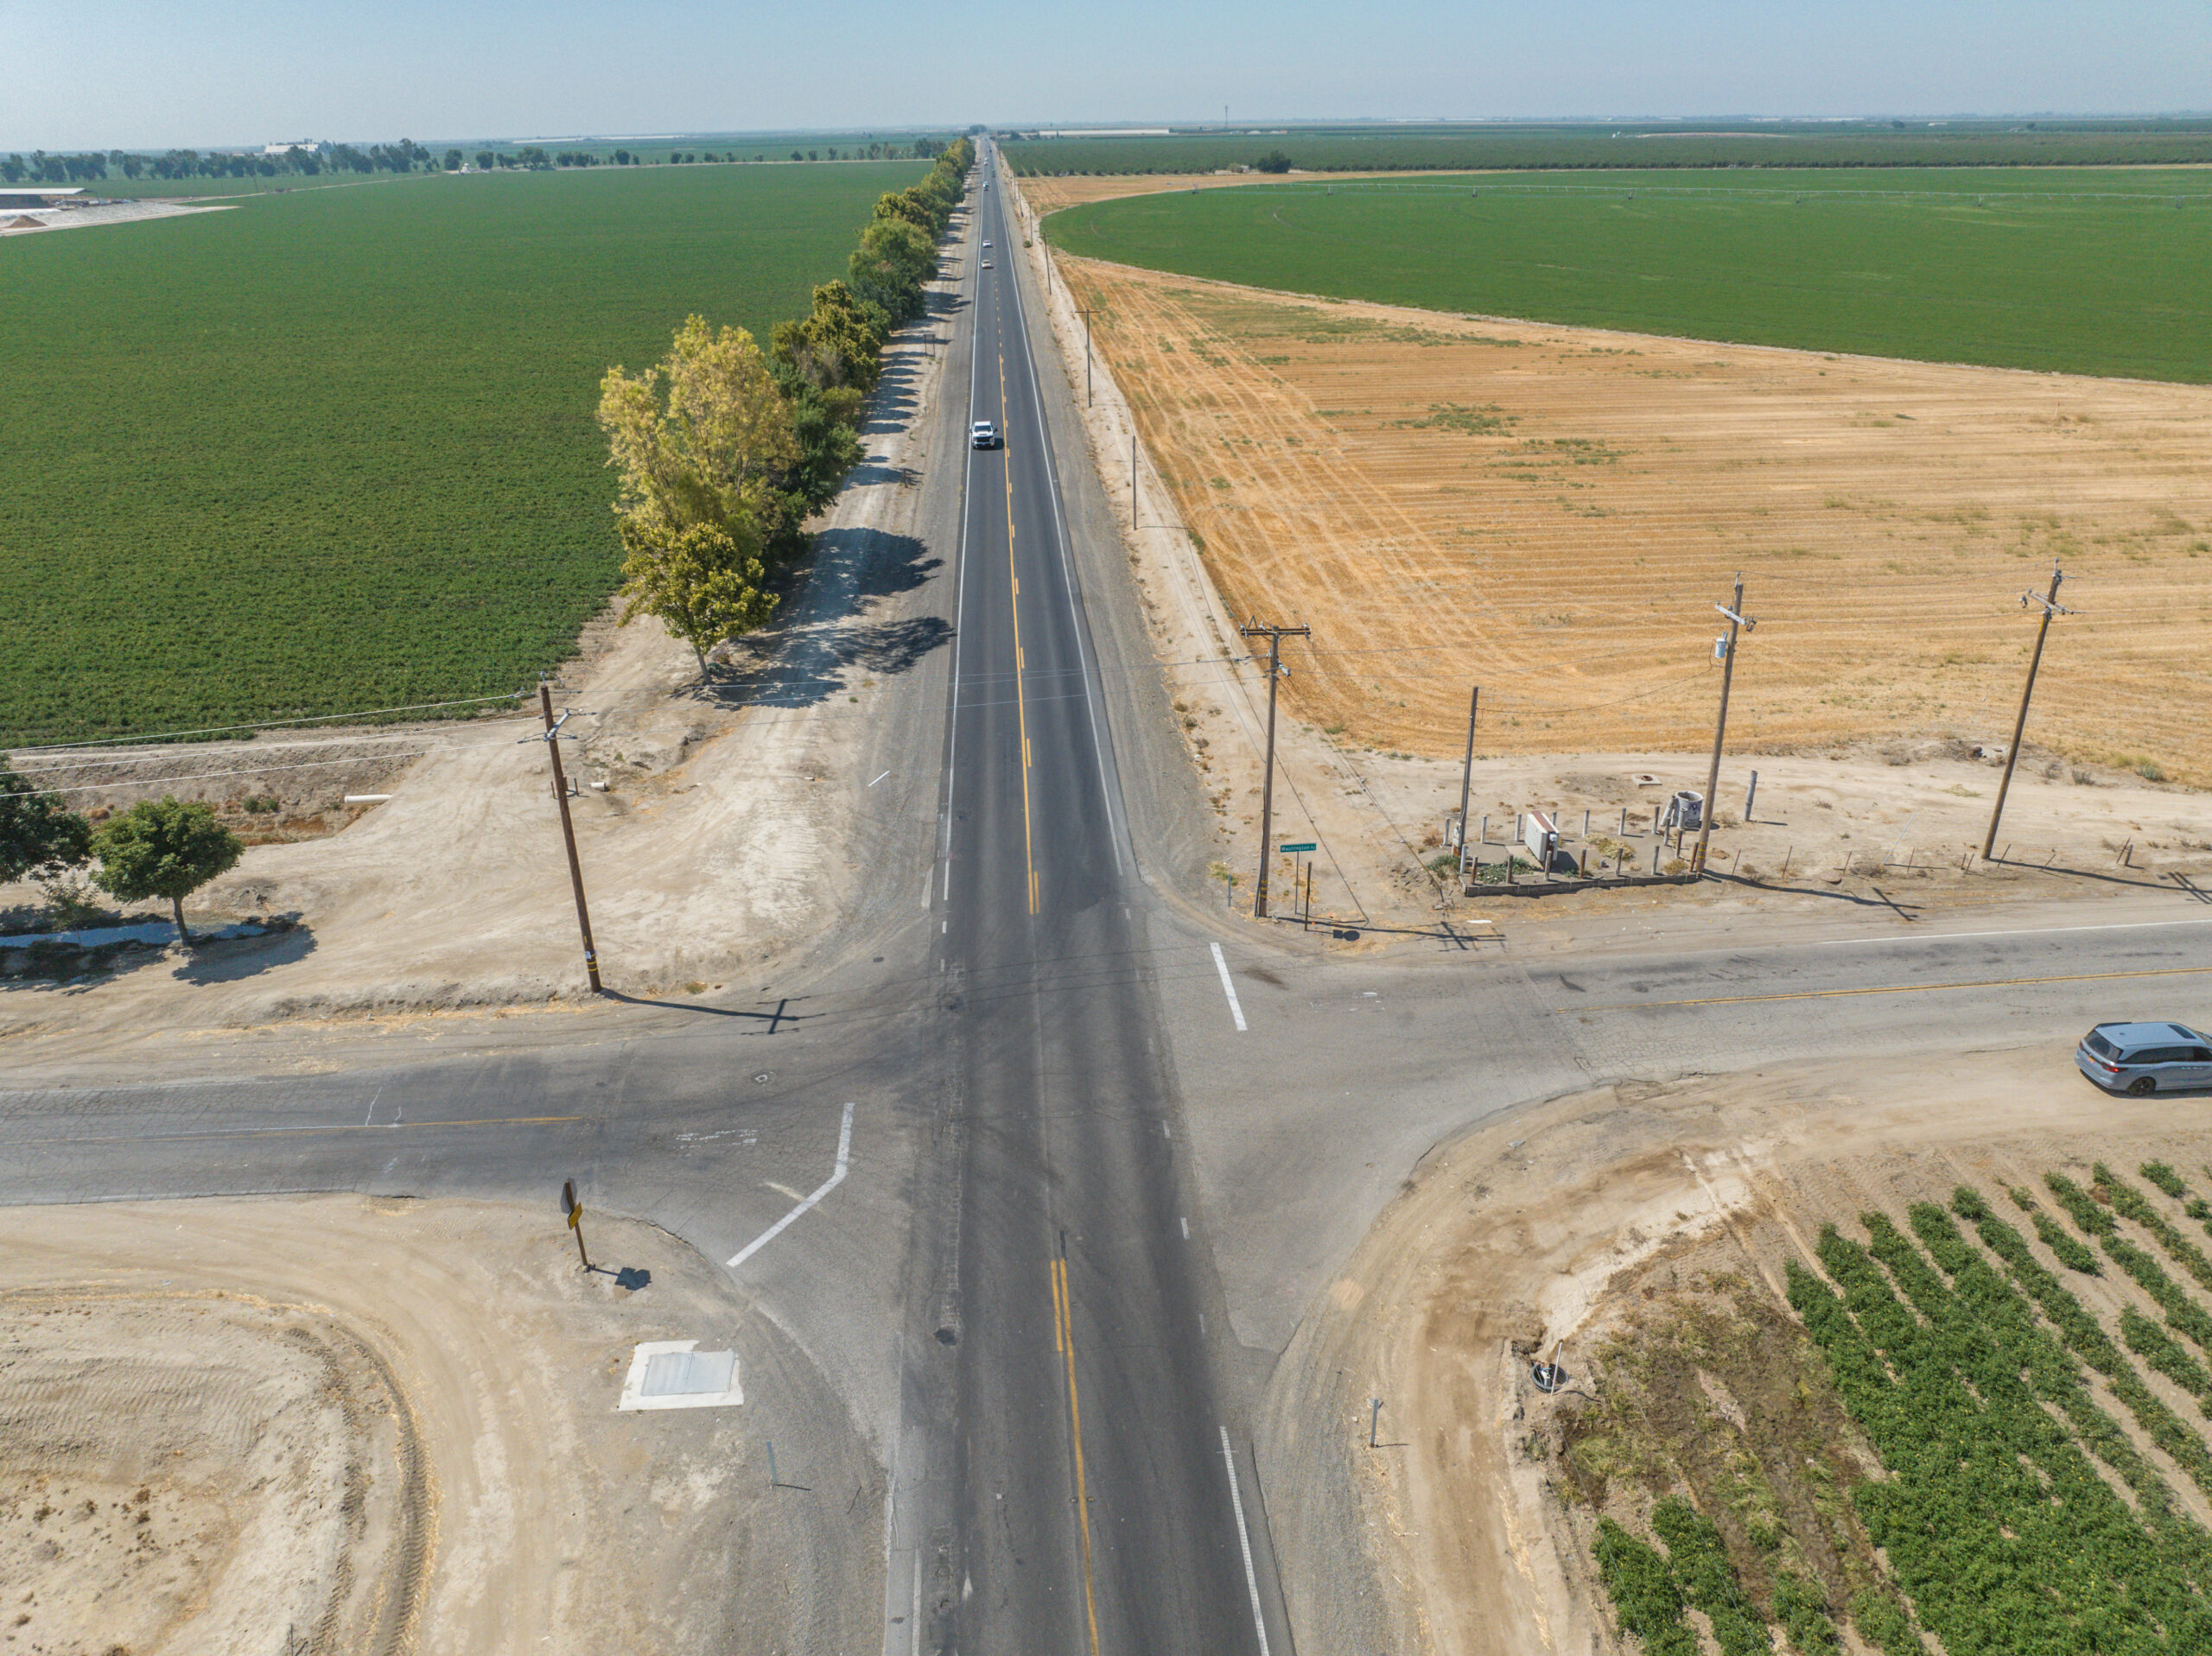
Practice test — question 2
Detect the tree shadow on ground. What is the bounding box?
[690,527,948,713]
[174,921,317,984]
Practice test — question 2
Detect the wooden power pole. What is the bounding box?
[1456,685,1480,876]
[1693,575,1755,877]
[1238,619,1311,918]
[1078,305,1093,406]
[537,681,602,993]
[1983,562,2072,861]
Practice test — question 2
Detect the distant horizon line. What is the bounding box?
[14,111,2212,155]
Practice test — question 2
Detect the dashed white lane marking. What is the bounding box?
[870,770,891,787]
[1180,1216,1190,1239]
[1220,1426,1273,1656]
[1210,942,1248,1032]
[728,1101,855,1268]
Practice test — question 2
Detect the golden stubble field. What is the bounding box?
[1058,254,2212,785]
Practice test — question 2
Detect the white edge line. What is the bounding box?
[870,770,891,787]
[727,1101,856,1268]
[1219,1426,1274,1656]
[943,223,987,909]
[1211,942,1248,1032]
[1809,914,2212,948]
[1011,228,1126,879]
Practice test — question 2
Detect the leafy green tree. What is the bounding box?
[443,148,463,171]
[614,522,777,669]
[772,279,890,397]
[848,216,936,321]
[1255,149,1293,173]
[0,768,92,885]
[598,314,797,539]
[599,315,806,658]
[90,797,243,944]
[475,149,496,169]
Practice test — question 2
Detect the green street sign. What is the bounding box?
[1278,841,1317,853]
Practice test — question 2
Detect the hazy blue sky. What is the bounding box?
[10,0,2206,151]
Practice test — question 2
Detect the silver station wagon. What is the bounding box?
[2077,1022,2212,1095]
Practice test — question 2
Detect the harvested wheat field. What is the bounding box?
[1060,256,2212,786]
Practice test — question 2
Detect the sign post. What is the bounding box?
[563,1178,590,1272]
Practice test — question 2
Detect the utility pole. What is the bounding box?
[1455,685,1480,876]
[1693,576,1755,878]
[1078,305,1093,406]
[1983,562,2072,860]
[536,680,602,992]
[1238,619,1311,917]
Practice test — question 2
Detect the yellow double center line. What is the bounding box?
[1000,344,1039,915]
[1050,1252,1103,1656]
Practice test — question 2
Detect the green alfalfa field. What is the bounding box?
[1045,168,2212,384]
[0,159,927,746]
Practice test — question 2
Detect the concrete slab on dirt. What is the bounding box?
[620,1339,745,1410]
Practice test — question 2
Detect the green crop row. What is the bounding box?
[2095,1164,2212,1292]
[2044,1171,2115,1234]
[2120,1305,2212,1415]
[2144,1161,2190,1199]
[1929,1192,2190,1529]
[1045,175,2212,383]
[2032,1210,2101,1273]
[1593,1499,1850,1656]
[1954,1190,2212,1505]
[1649,1497,1771,1656]
[1790,1199,2212,1653]
[1594,1520,1697,1656]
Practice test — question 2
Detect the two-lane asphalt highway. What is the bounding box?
[900,156,1278,1656]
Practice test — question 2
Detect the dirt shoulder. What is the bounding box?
[1259,1047,2212,1654]
[0,1195,878,1655]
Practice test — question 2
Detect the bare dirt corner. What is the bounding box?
[0,1196,877,1654]
[1259,1045,2212,1654]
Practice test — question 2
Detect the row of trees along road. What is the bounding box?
[595,136,976,667]
[1,769,243,945]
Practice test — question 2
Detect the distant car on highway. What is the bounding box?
[971,420,1001,449]
[2077,1022,2212,1094]
[981,258,994,270]
[982,239,992,249]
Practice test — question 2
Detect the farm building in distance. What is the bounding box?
[0,187,83,212]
